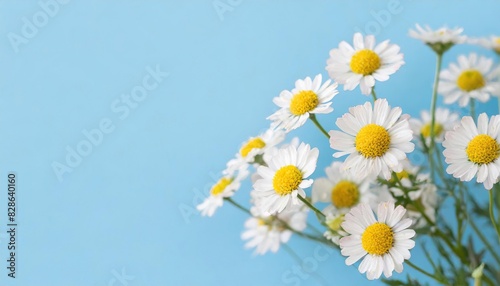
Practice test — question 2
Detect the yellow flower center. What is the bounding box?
[396,170,409,180]
[355,124,391,158]
[210,177,233,196]
[361,222,394,255]
[289,90,319,116]
[420,123,444,138]
[466,134,500,165]
[456,69,485,92]
[240,138,266,157]
[272,165,303,196]
[389,169,410,183]
[331,180,360,208]
[350,49,381,75]
[326,215,345,231]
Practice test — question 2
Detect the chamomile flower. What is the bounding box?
[329,99,415,180]
[268,74,338,132]
[226,129,285,174]
[470,36,500,55]
[443,113,500,190]
[196,164,249,217]
[241,203,308,255]
[326,33,404,95]
[339,202,416,280]
[409,108,459,145]
[409,24,466,54]
[252,142,319,214]
[312,161,375,214]
[438,53,500,107]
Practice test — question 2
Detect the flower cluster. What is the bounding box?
[198,25,500,284]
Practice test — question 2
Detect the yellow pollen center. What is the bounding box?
[421,123,444,138]
[350,49,381,75]
[396,170,409,180]
[289,90,319,116]
[466,134,500,165]
[272,165,303,196]
[361,222,394,255]
[240,138,266,157]
[331,180,360,208]
[210,177,233,196]
[355,124,391,158]
[456,69,485,92]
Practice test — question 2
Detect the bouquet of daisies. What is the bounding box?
[198,24,500,285]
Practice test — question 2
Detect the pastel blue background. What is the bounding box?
[0,0,499,285]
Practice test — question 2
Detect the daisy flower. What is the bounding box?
[252,142,319,214]
[326,33,404,95]
[409,108,459,145]
[196,164,249,217]
[268,74,338,132]
[470,36,500,55]
[339,202,416,280]
[329,99,415,180]
[241,203,308,255]
[312,161,375,214]
[443,113,500,190]
[409,24,466,54]
[226,129,285,174]
[438,53,500,107]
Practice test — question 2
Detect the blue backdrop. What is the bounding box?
[0,0,499,285]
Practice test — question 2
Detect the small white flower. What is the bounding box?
[443,113,500,190]
[252,142,319,214]
[469,36,500,54]
[339,202,416,280]
[409,108,460,145]
[329,99,415,180]
[312,161,375,214]
[326,33,404,95]
[226,129,285,174]
[268,74,338,132]
[409,24,466,45]
[241,203,308,255]
[196,164,249,217]
[439,53,500,107]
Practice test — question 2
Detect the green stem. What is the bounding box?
[468,216,500,264]
[225,198,333,246]
[429,53,443,169]
[307,222,324,235]
[298,195,326,218]
[309,114,330,139]
[488,188,500,243]
[498,97,500,115]
[470,98,476,121]
[225,197,251,215]
[371,88,378,102]
[405,260,448,285]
